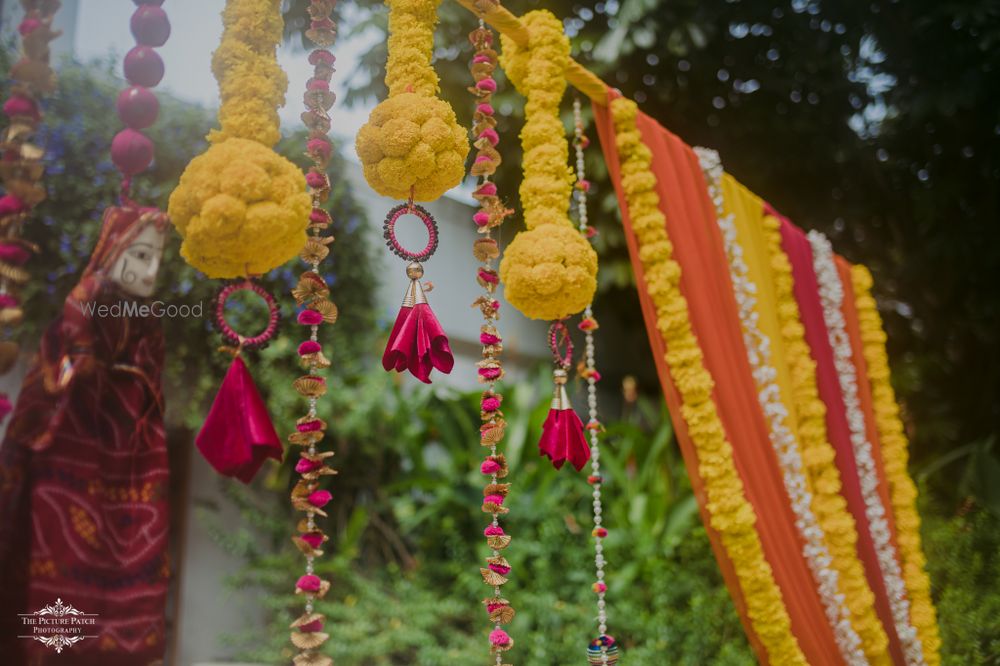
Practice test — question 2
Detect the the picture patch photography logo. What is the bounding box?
[18,598,100,654]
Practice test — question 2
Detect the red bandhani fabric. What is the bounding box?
[778,213,906,665]
[0,206,170,665]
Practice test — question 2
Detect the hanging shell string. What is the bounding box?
[288,1,339,664]
[573,97,618,666]
[468,13,516,665]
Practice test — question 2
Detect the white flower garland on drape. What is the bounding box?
[808,230,926,666]
[694,149,867,665]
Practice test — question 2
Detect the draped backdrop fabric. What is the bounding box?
[594,90,939,665]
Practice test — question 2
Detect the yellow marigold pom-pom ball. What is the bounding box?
[499,224,597,321]
[355,92,468,201]
[168,138,310,278]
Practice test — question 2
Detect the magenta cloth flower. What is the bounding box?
[300,532,325,549]
[480,459,501,474]
[295,458,322,474]
[489,628,512,647]
[298,309,324,326]
[296,574,322,592]
[307,490,332,508]
[298,340,322,355]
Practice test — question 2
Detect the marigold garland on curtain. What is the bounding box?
[851,267,941,663]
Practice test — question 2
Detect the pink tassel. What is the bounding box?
[538,369,590,471]
[196,356,283,483]
[382,263,454,383]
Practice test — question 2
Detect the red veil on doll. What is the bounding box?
[0,206,172,665]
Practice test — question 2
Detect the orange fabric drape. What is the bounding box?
[594,96,843,665]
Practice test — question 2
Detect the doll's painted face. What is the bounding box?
[109,224,166,298]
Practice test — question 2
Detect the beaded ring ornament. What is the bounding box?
[382,203,439,262]
[538,320,589,471]
[466,12,516,663]
[287,3,339,663]
[0,0,62,421]
[379,200,453,383]
[573,97,616,664]
[213,280,281,351]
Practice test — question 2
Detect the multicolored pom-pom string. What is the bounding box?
[287,1,339,664]
[573,96,616,664]
[468,14,516,665]
[0,0,62,422]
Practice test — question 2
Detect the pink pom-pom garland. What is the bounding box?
[288,2,339,660]
[466,21,519,660]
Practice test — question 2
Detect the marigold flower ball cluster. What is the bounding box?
[355,0,468,201]
[497,11,596,321]
[356,94,468,201]
[168,0,308,278]
[169,139,310,277]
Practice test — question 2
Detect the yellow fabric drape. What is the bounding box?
[723,176,893,664]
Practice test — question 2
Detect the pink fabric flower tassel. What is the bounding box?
[196,356,283,483]
[538,368,590,471]
[382,262,454,384]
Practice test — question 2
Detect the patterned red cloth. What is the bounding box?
[0,206,170,665]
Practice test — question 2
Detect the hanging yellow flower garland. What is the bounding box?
[168,0,310,278]
[851,265,942,665]
[354,0,468,201]
[761,214,892,665]
[609,96,806,666]
[497,10,597,321]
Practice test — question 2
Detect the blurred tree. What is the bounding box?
[282,0,1000,506]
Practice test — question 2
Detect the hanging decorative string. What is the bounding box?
[0,0,62,421]
[112,0,171,201]
[572,97,618,666]
[467,13,516,663]
[288,1,339,664]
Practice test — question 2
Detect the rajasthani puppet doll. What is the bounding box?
[0,205,170,665]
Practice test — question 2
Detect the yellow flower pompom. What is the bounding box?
[496,10,596,320]
[168,0,308,277]
[356,93,468,201]
[355,0,468,201]
[500,225,597,321]
[169,138,309,278]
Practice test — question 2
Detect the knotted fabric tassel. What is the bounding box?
[196,355,283,483]
[382,261,454,383]
[539,369,590,471]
